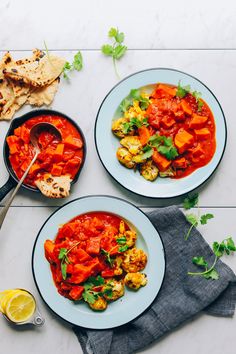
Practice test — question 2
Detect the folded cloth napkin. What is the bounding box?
[73,206,236,354]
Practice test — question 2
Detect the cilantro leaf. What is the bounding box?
[87,276,105,286]
[122,116,147,134]
[116,236,127,245]
[73,51,83,71]
[140,147,154,160]
[186,214,198,227]
[120,98,132,113]
[148,134,178,160]
[108,27,117,38]
[176,81,191,98]
[58,248,67,260]
[62,51,83,79]
[226,237,236,251]
[119,245,129,252]
[203,268,219,280]
[157,144,178,160]
[61,262,67,280]
[115,32,125,43]
[200,213,214,225]
[183,193,199,209]
[192,256,208,268]
[197,100,204,112]
[101,249,114,267]
[130,89,149,110]
[101,44,114,56]
[113,44,127,59]
[82,291,96,304]
[192,91,202,101]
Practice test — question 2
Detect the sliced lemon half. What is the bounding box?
[5,291,36,323]
[0,289,20,313]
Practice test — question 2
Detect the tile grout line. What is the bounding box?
[1,48,236,52]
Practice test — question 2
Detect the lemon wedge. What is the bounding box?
[5,290,36,323]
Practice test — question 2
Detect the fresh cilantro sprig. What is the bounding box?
[183,193,214,240]
[62,51,83,79]
[188,237,236,280]
[58,242,80,280]
[82,276,105,304]
[148,134,178,160]
[122,117,149,134]
[120,88,150,114]
[101,249,114,267]
[176,81,191,98]
[176,81,204,112]
[101,27,127,79]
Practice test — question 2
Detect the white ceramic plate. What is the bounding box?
[95,68,227,198]
[32,196,166,329]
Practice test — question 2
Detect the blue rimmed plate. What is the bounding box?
[32,195,165,329]
[95,68,227,198]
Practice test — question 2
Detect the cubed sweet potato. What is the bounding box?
[64,136,83,149]
[51,164,63,176]
[138,126,150,146]
[53,143,65,162]
[155,84,176,97]
[152,150,171,171]
[194,128,210,139]
[189,113,208,129]
[174,129,194,154]
[181,100,192,115]
[161,116,176,129]
[29,162,41,175]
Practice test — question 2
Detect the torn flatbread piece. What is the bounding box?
[35,174,72,198]
[27,78,59,106]
[3,54,66,88]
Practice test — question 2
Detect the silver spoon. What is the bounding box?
[0,122,62,229]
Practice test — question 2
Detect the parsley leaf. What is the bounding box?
[101,27,127,78]
[183,193,199,209]
[62,51,83,79]
[176,81,191,98]
[200,213,214,225]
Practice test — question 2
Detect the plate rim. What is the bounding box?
[94,67,227,199]
[31,194,166,329]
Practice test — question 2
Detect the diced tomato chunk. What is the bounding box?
[75,248,92,263]
[70,265,91,284]
[44,239,55,263]
[51,164,63,176]
[101,269,115,278]
[161,116,175,129]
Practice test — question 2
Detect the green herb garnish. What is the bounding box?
[183,194,214,240]
[118,245,129,252]
[148,134,178,160]
[176,81,191,98]
[101,27,127,79]
[130,89,150,110]
[188,237,236,280]
[58,242,80,280]
[101,249,114,267]
[82,276,106,304]
[62,51,83,79]
[116,236,127,245]
[122,117,148,134]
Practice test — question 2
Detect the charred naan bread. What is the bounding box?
[0,49,65,120]
[27,78,59,106]
[3,53,66,88]
[35,174,72,198]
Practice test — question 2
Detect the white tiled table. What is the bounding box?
[0,1,235,353]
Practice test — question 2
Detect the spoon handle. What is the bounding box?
[0,152,39,230]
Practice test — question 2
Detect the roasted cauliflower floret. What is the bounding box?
[159,168,175,178]
[112,117,130,138]
[124,272,147,290]
[113,256,123,276]
[116,147,136,169]
[88,296,107,311]
[124,100,147,119]
[103,279,125,301]
[120,136,142,155]
[122,247,147,273]
[124,230,137,248]
[140,160,159,181]
[118,221,137,248]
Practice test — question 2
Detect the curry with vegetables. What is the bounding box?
[112,83,216,181]
[44,212,148,311]
[7,114,84,188]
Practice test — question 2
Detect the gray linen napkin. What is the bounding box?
[73,206,236,354]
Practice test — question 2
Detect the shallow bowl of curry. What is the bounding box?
[95,68,227,198]
[32,195,165,329]
[3,109,86,193]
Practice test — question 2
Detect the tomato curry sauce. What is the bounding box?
[7,115,84,187]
